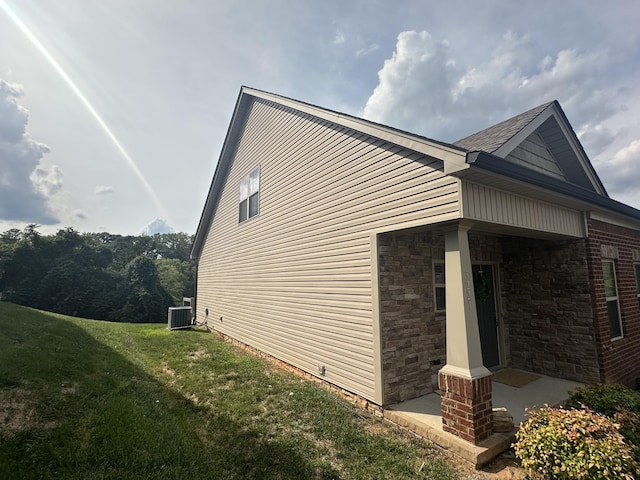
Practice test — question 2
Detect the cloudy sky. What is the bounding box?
[1,0,639,235]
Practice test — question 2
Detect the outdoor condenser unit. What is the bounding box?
[167,306,193,330]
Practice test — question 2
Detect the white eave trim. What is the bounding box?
[589,211,640,232]
[242,87,469,171]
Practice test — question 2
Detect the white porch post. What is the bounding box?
[441,222,490,380]
[438,221,493,443]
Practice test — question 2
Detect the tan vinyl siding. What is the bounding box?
[197,97,461,401]
[461,181,584,237]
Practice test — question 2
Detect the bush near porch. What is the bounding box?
[514,406,639,479]
[564,383,640,461]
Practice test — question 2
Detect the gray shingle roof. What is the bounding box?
[453,101,555,153]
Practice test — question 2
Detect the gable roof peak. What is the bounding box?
[453,100,557,154]
[454,100,607,196]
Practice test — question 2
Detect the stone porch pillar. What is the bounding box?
[438,221,493,444]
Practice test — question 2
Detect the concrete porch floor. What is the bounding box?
[384,370,584,467]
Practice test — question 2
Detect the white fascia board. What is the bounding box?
[552,111,607,196]
[589,211,640,232]
[243,87,469,171]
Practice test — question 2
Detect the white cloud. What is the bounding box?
[362,30,638,203]
[356,44,379,57]
[31,165,64,196]
[94,185,115,195]
[0,79,61,224]
[332,31,346,45]
[601,139,640,194]
[140,218,174,236]
[0,80,27,142]
[362,31,455,136]
[453,31,531,101]
[362,31,621,142]
[577,124,616,156]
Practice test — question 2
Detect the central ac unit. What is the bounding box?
[167,306,193,330]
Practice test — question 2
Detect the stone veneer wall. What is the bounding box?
[586,219,640,387]
[378,231,445,406]
[377,231,504,406]
[501,236,600,384]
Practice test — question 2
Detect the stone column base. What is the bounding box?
[438,371,493,444]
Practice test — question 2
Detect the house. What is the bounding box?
[191,86,640,446]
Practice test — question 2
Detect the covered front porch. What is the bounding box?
[376,217,599,460]
[385,368,583,466]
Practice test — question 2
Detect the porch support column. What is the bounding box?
[438,221,493,444]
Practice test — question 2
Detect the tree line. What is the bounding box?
[0,225,195,323]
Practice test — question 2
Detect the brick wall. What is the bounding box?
[439,372,493,444]
[586,219,640,387]
[502,237,600,384]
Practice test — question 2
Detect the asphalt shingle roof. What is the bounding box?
[453,101,555,153]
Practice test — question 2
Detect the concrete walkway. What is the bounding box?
[384,370,583,466]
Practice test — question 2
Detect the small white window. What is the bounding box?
[602,260,622,339]
[434,262,445,312]
[239,167,260,223]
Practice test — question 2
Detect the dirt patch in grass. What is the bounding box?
[60,382,79,394]
[218,371,239,390]
[442,449,525,480]
[161,362,176,377]
[186,392,200,405]
[188,347,210,359]
[0,387,59,436]
[474,450,524,479]
[359,416,390,436]
[0,387,35,434]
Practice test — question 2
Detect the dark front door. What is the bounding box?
[473,264,500,368]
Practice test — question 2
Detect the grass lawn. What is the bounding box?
[0,302,462,479]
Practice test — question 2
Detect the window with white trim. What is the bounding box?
[602,260,623,339]
[434,262,446,312]
[239,167,260,223]
[634,263,640,309]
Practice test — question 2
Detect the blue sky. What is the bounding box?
[1,0,639,235]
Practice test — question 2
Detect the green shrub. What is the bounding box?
[565,384,640,460]
[564,384,640,417]
[514,406,639,480]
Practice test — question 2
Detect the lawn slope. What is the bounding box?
[0,302,458,480]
